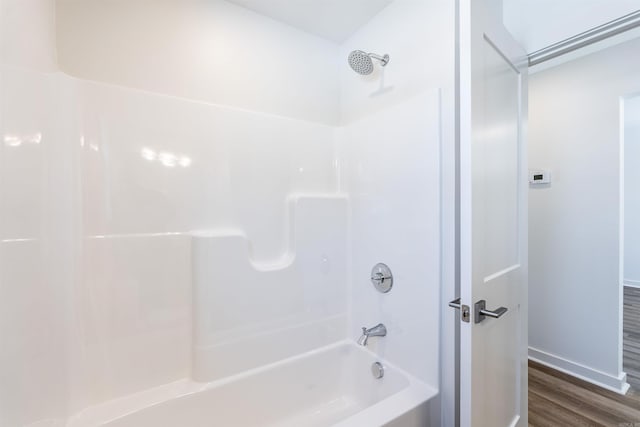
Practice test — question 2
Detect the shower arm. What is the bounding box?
[368,53,390,66]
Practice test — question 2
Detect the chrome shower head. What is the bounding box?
[348,50,390,75]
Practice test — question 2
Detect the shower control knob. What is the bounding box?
[370,263,393,293]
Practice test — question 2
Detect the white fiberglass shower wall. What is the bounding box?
[0,0,455,426]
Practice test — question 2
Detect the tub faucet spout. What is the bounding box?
[357,323,387,346]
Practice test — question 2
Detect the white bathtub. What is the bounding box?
[67,341,437,427]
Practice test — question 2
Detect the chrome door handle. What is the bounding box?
[448,298,461,309]
[474,300,508,324]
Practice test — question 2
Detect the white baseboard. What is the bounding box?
[528,347,630,395]
[624,279,640,288]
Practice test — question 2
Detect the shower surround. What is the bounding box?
[0,0,455,426]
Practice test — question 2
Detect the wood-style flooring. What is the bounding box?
[624,286,640,390]
[528,287,640,426]
[529,360,640,426]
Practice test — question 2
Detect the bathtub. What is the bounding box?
[67,341,438,427]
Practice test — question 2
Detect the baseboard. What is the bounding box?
[624,279,640,288]
[528,347,630,395]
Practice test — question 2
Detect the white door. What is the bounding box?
[458,0,528,426]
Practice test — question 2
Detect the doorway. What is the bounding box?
[528,36,640,395]
[623,93,640,391]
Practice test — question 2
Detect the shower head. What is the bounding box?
[348,50,390,75]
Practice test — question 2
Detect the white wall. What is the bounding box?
[56,0,340,125]
[528,37,640,392]
[0,2,67,425]
[625,96,640,286]
[338,0,452,124]
[0,67,77,427]
[338,0,454,403]
[340,92,441,385]
[77,78,339,261]
[0,0,58,71]
[504,0,639,53]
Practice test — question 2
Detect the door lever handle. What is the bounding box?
[474,300,508,324]
[448,298,461,309]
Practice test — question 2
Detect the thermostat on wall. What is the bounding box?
[529,169,550,185]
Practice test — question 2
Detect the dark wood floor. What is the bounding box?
[624,286,640,390]
[529,360,640,426]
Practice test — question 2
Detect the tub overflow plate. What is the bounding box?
[371,362,385,379]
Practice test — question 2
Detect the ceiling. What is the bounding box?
[504,0,640,53]
[225,0,394,43]
[227,0,639,52]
